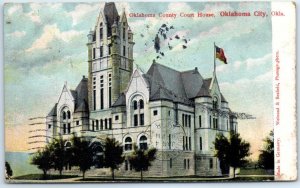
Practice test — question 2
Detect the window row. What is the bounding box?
[184,159,190,169]
[133,114,144,127]
[183,136,192,151]
[92,118,112,131]
[124,135,148,151]
[62,111,71,120]
[182,114,191,127]
[62,123,71,135]
[133,99,144,110]
[209,116,219,129]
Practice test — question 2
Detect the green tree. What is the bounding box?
[31,146,53,179]
[71,136,93,179]
[214,131,250,178]
[128,145,157,181]
[258,130,274,169]
[5,161,13,179]
[214,133,230,174]
[50,137,67,177]
[103,137,124,180]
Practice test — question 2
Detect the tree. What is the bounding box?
[5,161,13,179]
[71,136,93,179]
[214,131,250,178]
[50,137,67,177]
[214,134,230,174]
[258,130,274,169]
[103,137,124,180]
[31,146,53,179]
[128,145,157,181]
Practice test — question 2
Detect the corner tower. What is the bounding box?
[87,2,134,111]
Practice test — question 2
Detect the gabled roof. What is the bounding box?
[112,93,126,107]
[142,62,226,105]
[74,77,89,112]
[47,103,57,117]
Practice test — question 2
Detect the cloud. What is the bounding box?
[67,3,102,26]
[6,30,26,38]
[7,4,23,16]
[26,24,83,52]
[216,53,272,73]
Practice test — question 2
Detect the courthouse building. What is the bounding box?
[45,2,238,177]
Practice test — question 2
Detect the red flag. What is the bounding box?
[215,46,227,64]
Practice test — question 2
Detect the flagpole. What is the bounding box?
[214,42,216,76]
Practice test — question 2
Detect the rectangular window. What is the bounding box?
[134,114,138,127]
[115,115,119,121]
[187,159,190,169]
[189,115,191,127]
[170,158,172,168]
[183,136,185,150]
[76,121,79,126]
[109,118,112,129]
[93,90,96,110]
[199,115,202,128]
[184,159,186,169]
[105,119,107,129]
[123,28,126,40]
[123,46,126,56]
[100,28,103,40]
[109,87,112,108]
[92,121,95,131]
[109,45,111,55]
[209,158,213,169]
[100,46,103,57]
[140,114,144,126]
[169,134,171,149]
[48,124,51,129]
[100,88,104,109]
[168,110,171,116]
[216,118,218,129]
[210,116,212,128]
[100,120,103,130]
[186,136,188,151]
[93,48,96,59]
[125,160,128,171]
[189,137,191,150]
[200,137,202,150]
[63,124,66,134]
[96,120,99,130]
[182,114,184,127]
[153,110,158,116]
[67,123,71,134]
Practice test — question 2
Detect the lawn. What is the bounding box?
[13,174,79,180]
[239,168,274,175]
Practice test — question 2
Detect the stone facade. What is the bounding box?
[45,2,238,177]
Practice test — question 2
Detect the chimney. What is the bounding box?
[193,67,198,74]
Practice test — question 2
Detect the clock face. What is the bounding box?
[150,118,187,161]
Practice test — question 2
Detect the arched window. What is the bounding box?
[213,97,218,109]
[67,111,71,119]
[139,99,144,109]
[63,112,66,120]
[139,136,148,150]
[124,137,132,151]
[133,100,138,110]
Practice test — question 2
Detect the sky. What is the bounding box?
[4,2,273,160]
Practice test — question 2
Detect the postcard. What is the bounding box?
[3,1,296,183]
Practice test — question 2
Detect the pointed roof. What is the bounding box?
[74,76,89,112]
[47,103,57,117]
[104,2,119,28]
[142,62,227,105]
[112,93,126,107]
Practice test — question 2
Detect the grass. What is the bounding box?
[13,174,79,180]
[239,168,274,175]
